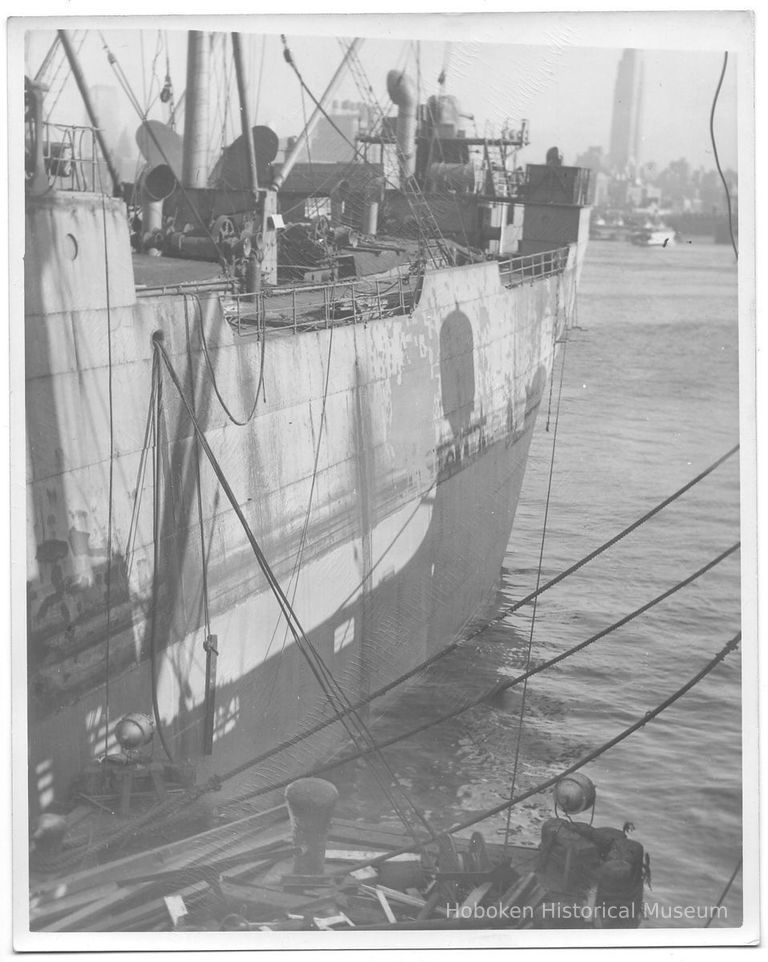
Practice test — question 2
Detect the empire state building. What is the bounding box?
[608,49,644,174]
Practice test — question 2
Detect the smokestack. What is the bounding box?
[387,70,417,188]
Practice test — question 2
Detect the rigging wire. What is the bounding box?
[704,855,743,927]
[154,336,436,840]
[709,52,738,259]
[33,34,61,84]
[148,351,176,764]
[280,35,449,266]
[254,34,266,125]
[184,301,216,754]
[98,32,229,269]
[503,300,569,852]
[330,631,742,873]
[124,366,158,584]
[100,193,116,743]
[192,292,265,426]
[226,540,740,805]
[45,30,87,123]
[259,322,336,697]
[156,443,739,800]
[43,538,740,870]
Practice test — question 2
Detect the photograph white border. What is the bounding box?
[5,3,760,956]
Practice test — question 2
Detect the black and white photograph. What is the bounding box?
[8,7,757,952]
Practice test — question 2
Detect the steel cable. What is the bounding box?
[154,336,435,839]
[327,631,742,873]
[225,541,740,805]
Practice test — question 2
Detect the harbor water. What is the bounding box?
[335,236,742,928]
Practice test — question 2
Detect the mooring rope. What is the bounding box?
[224,541,739,805]
[45,446,739,871]
[504,316,569,852]
[216,442,742,786]
[704,854,743,927]
[328,631,741,874]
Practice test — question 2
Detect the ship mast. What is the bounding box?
[181,31,211,188]
[231,32,259,199]
[231,31,261,293]
[58,30,122,196]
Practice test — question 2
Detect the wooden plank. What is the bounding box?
[220,879,314,912]
[43,884,151,933]
[88,850,286,933]
[331,818,413,839]
[499,872,535,909]
[373,888,397,924]
[314,912,354,929]
[460,881,493,912]
[30,883,120,927]
[327,823,416,849]
[100,880,210,932]
[116,841,295,886]
[415,888,444,921]
[31,803,289,900]
[359,883,447,916]
[38,822,292,932]
[325,849,394,863]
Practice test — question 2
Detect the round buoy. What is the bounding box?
[115,711,155,750]
[553,772,596,814]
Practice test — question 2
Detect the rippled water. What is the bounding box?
[335,238,742,929]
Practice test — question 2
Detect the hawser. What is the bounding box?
[25,30,591,821]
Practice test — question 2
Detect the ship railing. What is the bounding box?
[35,122,107,193]
[224,268,417,337]
[498,246,569,288]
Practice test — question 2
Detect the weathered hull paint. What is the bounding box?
[25,192,584,812]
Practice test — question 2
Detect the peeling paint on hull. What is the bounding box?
[25,192,586,812]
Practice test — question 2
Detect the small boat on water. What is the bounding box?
[628,221,676,246]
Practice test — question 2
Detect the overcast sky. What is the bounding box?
[23,17,740,173]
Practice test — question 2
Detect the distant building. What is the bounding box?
[89,85,139,184]
[574,145,609,204]
[608,50,644,175]
[299,100,378,164]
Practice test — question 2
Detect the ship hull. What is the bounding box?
[25,192,583,814]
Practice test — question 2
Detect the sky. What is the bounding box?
[21,16,740,177]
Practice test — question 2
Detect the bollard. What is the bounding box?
[284,777,339,876]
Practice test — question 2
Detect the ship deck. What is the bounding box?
[132,245,570,338]
[133,252,228,289]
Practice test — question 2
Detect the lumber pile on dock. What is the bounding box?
[29,803,545,932]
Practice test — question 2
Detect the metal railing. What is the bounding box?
[224,268,418,337]
[497,246,569,288]
[222,248,568,337]
[37,122,106,192]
